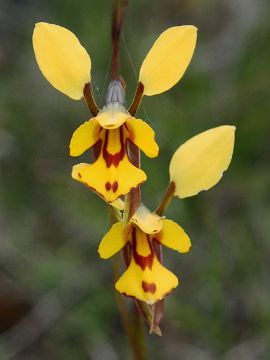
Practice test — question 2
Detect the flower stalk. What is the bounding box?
[111,0,149,357]
[155,182,176,216]
[112,0,128,80]
[83,83,99,116]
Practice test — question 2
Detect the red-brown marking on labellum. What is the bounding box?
[142,281,156,294]
[105,182,111,191]
[112,181,118,192]
[102,127,125,167]
[132,228,154,270]
[93,139,102,160]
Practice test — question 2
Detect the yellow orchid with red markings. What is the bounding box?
[99,205,191,304]
[32,22,198,202]
[69,102,158,202]
[32,20,236,315]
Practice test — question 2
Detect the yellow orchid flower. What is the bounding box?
[32,22,198,202]
[32,14,236,335]
[70,101,158,202]
[98,206,191,304]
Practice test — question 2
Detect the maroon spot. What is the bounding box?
[78,172,82,178]
[142,281,156,294]
[112,181,118,193]
[105,182,111,191]
[102,127,125,167]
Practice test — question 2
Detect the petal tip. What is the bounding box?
[97,248,108,259]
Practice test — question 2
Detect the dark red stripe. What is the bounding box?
[93,139,102,160]
[102,127,125,167]
[132,227,154,270]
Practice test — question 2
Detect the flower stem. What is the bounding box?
[129,82,144,116]
[83,83,99,116]
[155,181,176,216]
[152,181,176,332]
[123,141,141,224]
[112,0,128,80]
[111,1,148,358]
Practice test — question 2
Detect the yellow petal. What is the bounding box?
[156,219,191,253]
[115,257,178,304]
[132,205,163,234]
[33,22,91,100]
[72,156,146,203]
[126,119,159,158]
[105,128,122,154]
[170,126,236,198]
[134,227,152,256]
[97,109,129,130]
[139,26,197,96]
[98,222,128,259]
[69,119,100,156]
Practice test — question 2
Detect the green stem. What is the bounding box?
[155,182,176,216]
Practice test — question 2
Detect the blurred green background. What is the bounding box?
[0,0,269,359]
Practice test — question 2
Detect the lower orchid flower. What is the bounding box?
[98,205,191,304]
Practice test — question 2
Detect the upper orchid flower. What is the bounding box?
[32,22,197,202]
[69,95,158,202]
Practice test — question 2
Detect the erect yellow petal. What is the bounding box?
[98,222,128,259]
[115,257,178,304]
[69,118,100,156]
[155,219,191,253]
[139,26,197,96]
[33,22,91,100]
[72,156,146,203]
[132,205,163,234]
[125,119,159,158]
[169,126,236,198]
